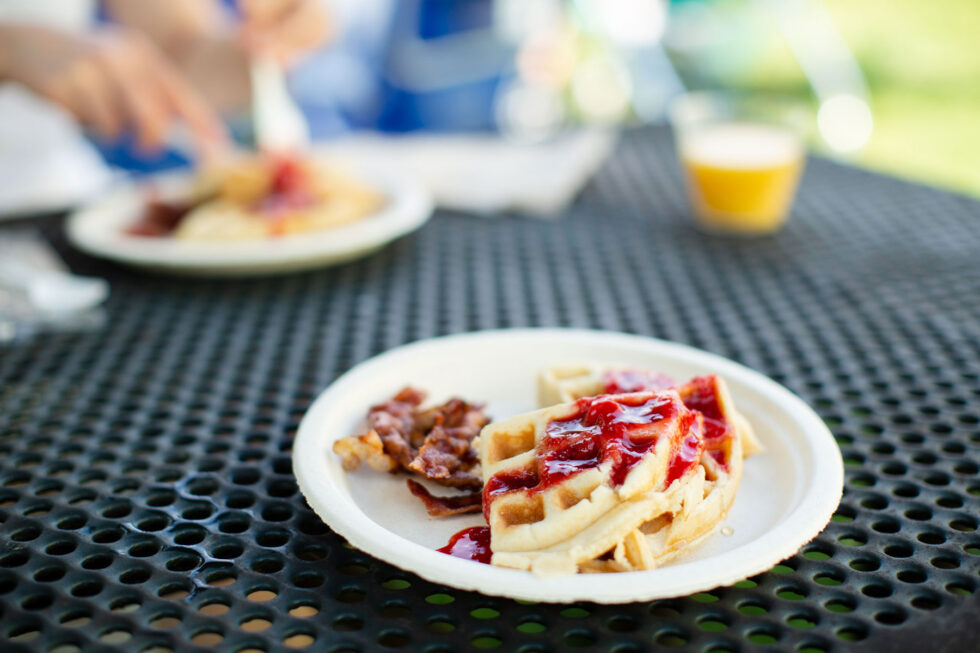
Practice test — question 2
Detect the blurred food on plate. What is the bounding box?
[128,154,384,240]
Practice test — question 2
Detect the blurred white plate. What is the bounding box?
[293,329,843,604]
[66,161,433,276]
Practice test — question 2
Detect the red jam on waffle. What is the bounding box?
[483,391,703,513]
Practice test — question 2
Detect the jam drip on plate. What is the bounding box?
[437,526,492,564]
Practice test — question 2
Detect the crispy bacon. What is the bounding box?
[408,398,484,489]
[367,387,427,468]
[333,387,489,514]
[406,479,483,516]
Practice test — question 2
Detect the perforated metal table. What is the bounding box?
[1,128,978,652]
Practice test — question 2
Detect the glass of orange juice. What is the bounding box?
[669,92,809,236]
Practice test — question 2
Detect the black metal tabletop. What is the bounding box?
[1,127,978,653]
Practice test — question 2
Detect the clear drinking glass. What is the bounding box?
[669,92,809,236]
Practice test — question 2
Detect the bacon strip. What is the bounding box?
[333,387,489,516]
[406,479,483,517]
[408,398,484,489]
[368,387,427,469]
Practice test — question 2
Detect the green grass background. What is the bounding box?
[826,0,980,196]
[669,0,980,197]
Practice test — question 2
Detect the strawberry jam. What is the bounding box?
[437,526,491,564]
[601,372,734,472]
[680,376,726,431]
[603,369,675,395]
[677,376,733,471]
[542,393,679,487]
[482,468,538,522]
[257,157,318,230]
[483,392,687,505]
[269,155,309,195]
[665,413,705,485]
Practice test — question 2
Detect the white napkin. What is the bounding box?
[323,129,616,217]
[0,228,108,343]
[0,84,113,218]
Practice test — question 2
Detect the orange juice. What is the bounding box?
[679,122,804,234]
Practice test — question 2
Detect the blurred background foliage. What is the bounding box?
[825,0,980,197]
[675,0,980,197]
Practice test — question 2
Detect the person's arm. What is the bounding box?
[103,0,331,64]
[98,0,331,116]
[0,22,226,153]
[238,0,331,64]
[101,0,223,60]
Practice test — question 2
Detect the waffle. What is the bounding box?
[479,390,707,575]
[539,369,754,572]
[607,384,745,571]
[538,364,675,407]
[539,364,762,456]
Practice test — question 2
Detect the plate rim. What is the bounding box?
[292,328,844,603]
[65,164,433,274]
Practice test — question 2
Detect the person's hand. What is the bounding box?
[238,0,331,64]
[0,24,227,154]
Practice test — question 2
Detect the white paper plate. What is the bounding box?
[293,329,843,604]
[65,162,433,277]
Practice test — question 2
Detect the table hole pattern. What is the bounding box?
[1,129,979,651]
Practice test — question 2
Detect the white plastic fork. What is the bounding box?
[250,54,310,152]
